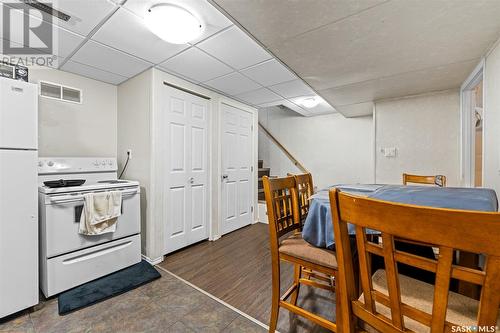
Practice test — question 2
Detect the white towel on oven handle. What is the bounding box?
[79,191,122,235]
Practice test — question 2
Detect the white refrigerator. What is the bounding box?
[0,77,38,318]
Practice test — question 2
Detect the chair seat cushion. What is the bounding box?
[279,234,337,269]
[361,269,500,332]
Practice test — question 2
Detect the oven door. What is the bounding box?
[41,187,140,258]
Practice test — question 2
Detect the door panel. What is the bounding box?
[221,103,254,235]
[170,123,186,172]
[191,185,205,230]
[191,126,205,171]
[169,187,186,237]
[163,86,209,254]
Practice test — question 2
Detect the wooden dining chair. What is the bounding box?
[262,176,338,332]
[402,173,447,187]
[329,188,500,333]
[288,173,315,224]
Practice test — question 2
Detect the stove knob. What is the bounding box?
[38,161,44,167]
[101,161,106,166]
[93,160,99,167]
[47,161,54,167]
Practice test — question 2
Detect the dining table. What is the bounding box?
[302,184,499,298]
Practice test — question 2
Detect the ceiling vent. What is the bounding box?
[23,0,71,22]
[39,81,82,104]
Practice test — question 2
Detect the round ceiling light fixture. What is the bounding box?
[300,96,320,108]
[145,4,203,44]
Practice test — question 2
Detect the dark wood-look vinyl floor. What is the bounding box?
[160,223,335,333]
[0,268,266,333]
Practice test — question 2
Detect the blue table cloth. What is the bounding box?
[302,184,498,250]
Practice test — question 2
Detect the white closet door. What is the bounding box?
[163,85,209,254]
[221,103,253,235]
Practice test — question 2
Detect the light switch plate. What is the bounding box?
[381,147,397,157]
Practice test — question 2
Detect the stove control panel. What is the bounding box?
[38,157,117,174]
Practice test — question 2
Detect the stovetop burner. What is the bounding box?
[43,179,86,188]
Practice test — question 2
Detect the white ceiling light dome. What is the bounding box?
[145,4,203,44]
[300,96,320,108]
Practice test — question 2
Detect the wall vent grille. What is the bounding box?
[39,81,82,104]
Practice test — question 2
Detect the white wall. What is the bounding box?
[117,70,152,256]
[375,90,460,185]
[484,40,500,195]
[29,68,117,157]
[258,106,374,189]
[118,68,258,262]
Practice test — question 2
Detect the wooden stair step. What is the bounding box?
[258,168,270,178]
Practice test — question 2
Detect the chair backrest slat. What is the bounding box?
[430,247,454,332]
[380,233,404,329]
[355,226,376,312]
[403,173,447,187]
[263,176,301,243]
[288,173,314,223]
[329,188,500,333]
[477,256,500,326]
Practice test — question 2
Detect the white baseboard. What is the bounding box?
[210,234,221,241]
[142,254,164,265]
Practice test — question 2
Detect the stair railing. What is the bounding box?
[258,122,309,174]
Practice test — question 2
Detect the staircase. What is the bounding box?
[258,159,270,201]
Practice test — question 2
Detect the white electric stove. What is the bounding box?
[38,157,141,297]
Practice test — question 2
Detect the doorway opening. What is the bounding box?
[460,61,484,187]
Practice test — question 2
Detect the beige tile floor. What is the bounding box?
[0,268,267,333]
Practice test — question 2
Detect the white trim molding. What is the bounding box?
[142,254,164,265]
[460,59,485,187]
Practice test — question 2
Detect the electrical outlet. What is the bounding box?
[127,149,132,159]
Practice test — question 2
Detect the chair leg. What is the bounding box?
[269,262,280,332]
[291,264,302,306]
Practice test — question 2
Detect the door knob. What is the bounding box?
[222,174,229,180]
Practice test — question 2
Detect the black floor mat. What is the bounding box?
[58,260,161,315]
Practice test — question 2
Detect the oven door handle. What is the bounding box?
[49,188,139,204]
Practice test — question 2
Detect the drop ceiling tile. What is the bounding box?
[336,102,374,118]
[71,40,151,78]
[319,60,478,107]
[54,27,84,58]
[290,95,336,114]
[158,47,232,82]
[235,88,281,105]
[123,0,233,44]
[203,72,260,95]
[197,26,271,69]
[268,79,315,98]
[61,60,128,85]
[268,1,500,90]
[241,59,296,86]
[93,8,188,64]
[2,0,117,37]
[210,0,386,46]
